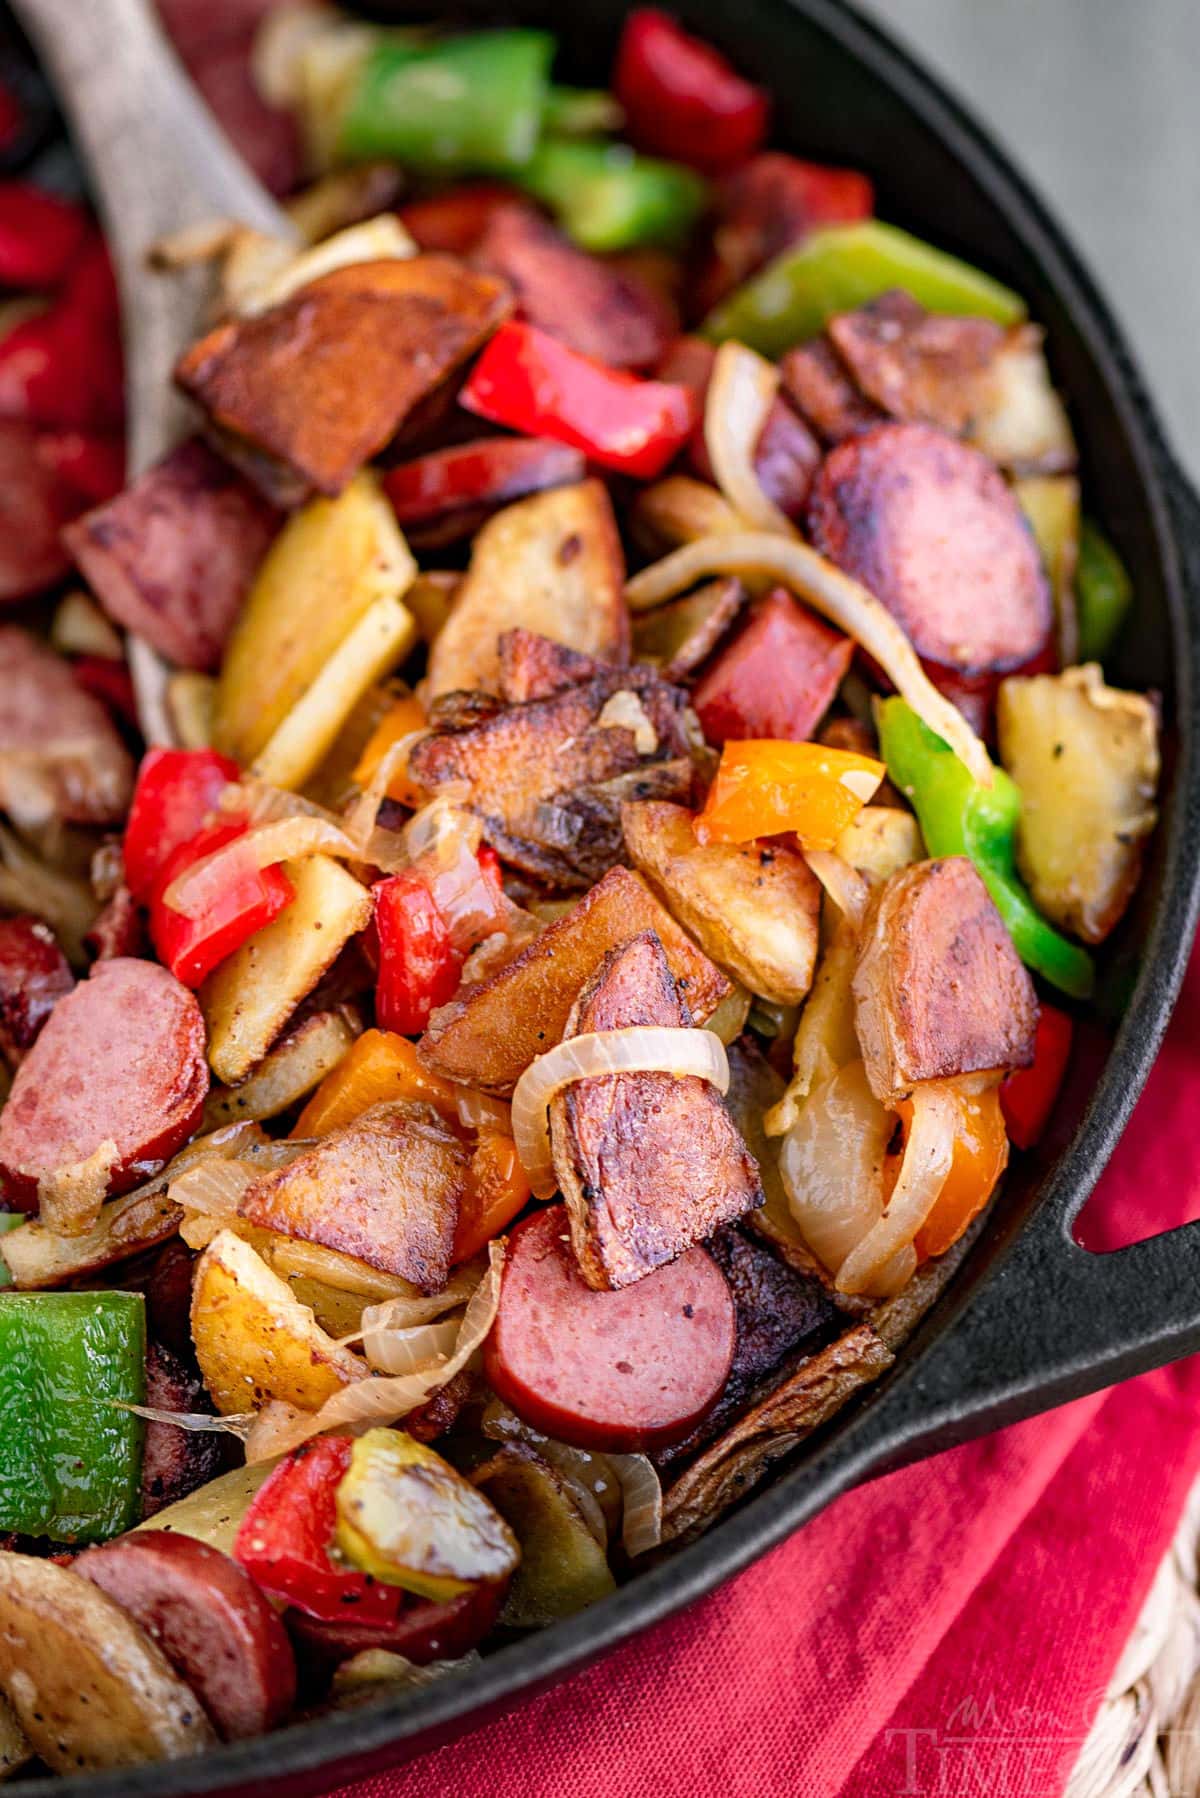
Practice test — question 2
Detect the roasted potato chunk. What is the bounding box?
[622,800,820,1005]
[1015,474,1081,665]
[202,1006,360,1131]
[239,1102,463,1292]
[201,855,373,1086]
[834,804,924,885]
[132,1461,276,1557]
[631,577,746,680]
[549,932,763,1290]
[420,866,732,1094]
[852,858,1038,1105]
[997,663,1159,945]
[212,471,415,767]
[176,256,512,499]
[0,1555,215,1772]
[190,1228,366,1415]
[425,481,628,699]
[0,1693,30,1780]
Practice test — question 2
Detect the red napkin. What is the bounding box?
[333,945,1200,1798]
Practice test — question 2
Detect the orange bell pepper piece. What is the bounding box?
[453,1130,532,1264]
[352,694,429,811]
[294,1029,463,1138]
[694,739,883,848]
[885,1081,1009,1261]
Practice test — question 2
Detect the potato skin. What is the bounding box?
[852,857,1038,1104]
[997,663,1159,945]
[621,799,820,1005]
[190,1228,366,1415]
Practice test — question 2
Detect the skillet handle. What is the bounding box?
[854,459,1200,1468]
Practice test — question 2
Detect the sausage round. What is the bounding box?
[807,421,1052,680]
[75,1531,296,1741]
[286,1581,504,1677]
[0,916,73,1068]
[0,956,209,1210]
[0,420,75,602]
[483,1203,736,1452]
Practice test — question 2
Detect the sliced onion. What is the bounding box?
[402,788,478,863]
[453,1091,512,1133]
[803,849,870,928]
[161,817,357,919]
[225,779,346,832]
[625,534,992,786]
[607,1452,664,1558]
[779,1060,893,1280]
[512,1027,731,1201]
[360,1311,463,1375]
[705,342,797,537]
[835,1079,959,1296]
[341,737,428,859]
[358,1259,487,1338]
[243,1240,504,1462]
[116,1404,254,1436]
[168,1157,260,1219]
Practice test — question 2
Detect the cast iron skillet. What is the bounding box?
[4,0,1200,1790]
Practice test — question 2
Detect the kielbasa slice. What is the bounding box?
[483,1202,737,1451]
[0,420,76,602]
[286,1581,504,1677]
[0,917,72,1068]
[0,626,134,827]
[0,957,209,1210]
[64,438,280,673]
[852,857,1038,1105]
[658,335,820,518]
[474,204,675,371]
[806,421,1053,681]
[140,1341,224,1520]
[780,335,886,444]
[549,933,763,1289]
[75,1531,296,1741]
[826,290,1006,435]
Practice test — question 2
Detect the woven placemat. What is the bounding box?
[1066,1479,1200,1798]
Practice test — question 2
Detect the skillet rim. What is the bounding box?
[9,0,1200,1789]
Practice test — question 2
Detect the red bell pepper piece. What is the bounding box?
[373,871,465,1037]
[614,9,769,175]
[0,233,123,432]
[0,183,88,290]
[149,818,294,989]
[692,588,854,746]
[36,429,126,505]
[461,322,697,481]
[398,182,522,255]
[234,1437,406,1626]
[383,435,587,536]
[123,748,240,902]
[694,152,875,315]
[1001,1003,1074,1150]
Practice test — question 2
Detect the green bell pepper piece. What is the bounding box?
[337,30,555,174]
[0,1291,146,1542]
[517,139,707,252]
[0,1215,21,1290]
[878,697,1095,1000]
[543,86,624,138]
[701,220,1026,358]
[1076,519,1133,662]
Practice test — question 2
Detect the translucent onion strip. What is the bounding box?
[803,849,870,928]
[361,1312,463,1376]
[161,816,358,918]
[625,534,992,786]
[116,1404,254,1437]
[704,342,797,538]
[607,1452,664,1558]
[511,1028,731,1201]
[243,1241,504,1462]
[835,1079,959,1295]
[358,1259,487,1340]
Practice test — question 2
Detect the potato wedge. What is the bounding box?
[1015,473,1081,665]
[1,1179,180,1289]
[420,865,732,1094]
[213,471,416,767]
[834,805,924,885]
[997,663,1159,945]
[966,325,1077,476]
[425,481,628,700]
[252,590,417,791]
[133,1461,276,1556]
[191,1227,367,1414]
[473,1443,616,1627]
[203,1007,360,1131]
[0,1554,215,1771]
[631,576,746,680]
[201,855,372,1085]
[0,1693,30,1781]
[622,800,820,1005]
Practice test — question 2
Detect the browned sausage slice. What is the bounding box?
[0,917,72,1068]
[474,203,675,371]
[140,1342,224,1520]
[64,438,280,673]
[0,626,134,827]
[549,932,763,1289]
[826,290,1006,435]
[852,857,1038,1104]
[75,1531,296,1741]
[0,957,209,1210]
[780,335,885,444]
[0,420,76,602]
[285,1581,504,1676]
[806,422,1052,681]
[483,1202,736,1451]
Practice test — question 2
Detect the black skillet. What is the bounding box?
[3,0,1199,1790]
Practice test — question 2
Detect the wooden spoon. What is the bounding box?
[11,0,299,742]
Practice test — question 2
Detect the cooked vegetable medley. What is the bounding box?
[0,1,1160,1774]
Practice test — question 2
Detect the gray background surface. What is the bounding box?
[859,0,1200,475]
